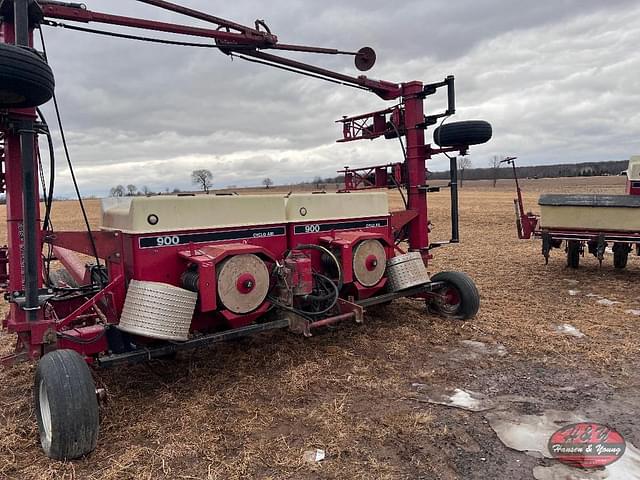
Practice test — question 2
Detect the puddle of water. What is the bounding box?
[554,324,586,338]
[564,279,580,285]
[568,290,581,296]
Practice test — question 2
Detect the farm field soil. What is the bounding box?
[0,176,638,479]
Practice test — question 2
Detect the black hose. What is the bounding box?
[303,272,339,315]
[36,108,55,232]
[294,244,343,289]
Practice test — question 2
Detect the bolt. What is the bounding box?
[96,388,107,404]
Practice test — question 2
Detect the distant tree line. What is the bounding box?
[109,184,180,197]
[107,159,627,197]
[429,160,629,182]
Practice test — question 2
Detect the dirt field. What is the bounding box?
[1,176,639,479]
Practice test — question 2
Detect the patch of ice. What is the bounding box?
[586,293,600,298]
[607,443,640,479]
[625,309,640,316]
[459,340,508,357]
[450,389,483,410]
[554,324,585,338]
[488,409,640,480]
[564,279,580,285]
[460,340,487,351]
[412,385,494,412]
[597,298,620,306]
[532,443,640,480]
[568,290,581,296]
[486,409,584,458]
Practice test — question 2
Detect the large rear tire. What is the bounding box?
[0,43,54,108]
[428,271,480,320]
[35,350,99,460]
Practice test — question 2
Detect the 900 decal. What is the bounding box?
[139,226,286,249]
[156,235,180,246]
[293,218,388,235]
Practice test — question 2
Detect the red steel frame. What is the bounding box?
[0,0,471,364]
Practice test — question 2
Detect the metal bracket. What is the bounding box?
[287,313,311,337]
[6,288,55,308]
[596,233,606,267]
[541,232,552,264]
[338,297,364,324]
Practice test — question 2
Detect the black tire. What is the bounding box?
[433,120,492,147]
[613,244,629,269]
[0,43,54,108]
[567,240,580,268]
[35,350,99,460]
[429,271,480,320]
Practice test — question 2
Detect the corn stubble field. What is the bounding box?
[0,176,638,479]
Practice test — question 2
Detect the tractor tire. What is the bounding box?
[567,240,580,268]
[613,244,629,269]
[35,349,99,460]
[0,43,54,109]
[433,120,492,147]
[429,271,480,320]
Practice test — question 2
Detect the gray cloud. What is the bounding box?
[36,0,640,196]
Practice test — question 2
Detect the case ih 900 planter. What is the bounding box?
[506,156,640,268]
[0,0,491,459]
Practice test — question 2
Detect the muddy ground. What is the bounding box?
[0,176,639,479]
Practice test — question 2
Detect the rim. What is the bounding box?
[39,379,52,446]
[437,286,462,316]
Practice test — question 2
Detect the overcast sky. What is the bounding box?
[36,0,640,196]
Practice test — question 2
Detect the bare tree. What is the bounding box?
[109,185,125,197]
[191,169,213,194]
[458,156,472,188]
[313,176,323,189]
[489,155,502,188]
[262,178,274,189]
[126,184,137,196]
[142,185,152,196]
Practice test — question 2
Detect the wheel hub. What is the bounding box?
[38,380,52,447]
